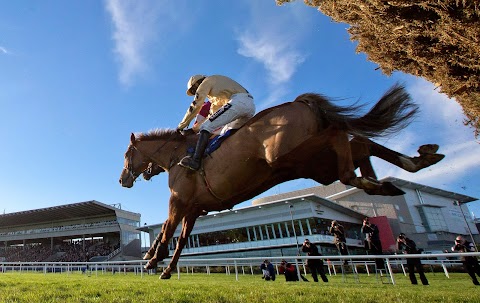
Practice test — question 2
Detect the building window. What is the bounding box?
[417,205,448,232]
[276,223,283,238]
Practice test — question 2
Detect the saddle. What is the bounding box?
[185,129,238,157]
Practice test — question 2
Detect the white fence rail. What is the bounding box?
[1,252,478,285]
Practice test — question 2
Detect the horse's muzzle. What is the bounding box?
[119,170,134,188]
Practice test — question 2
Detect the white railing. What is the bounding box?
[1,252,478,285]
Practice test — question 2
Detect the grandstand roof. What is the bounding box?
[0,200,120,228]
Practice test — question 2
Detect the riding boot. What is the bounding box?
[179,130,211,171]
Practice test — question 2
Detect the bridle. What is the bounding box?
[124,135,177,181]
[124,145,144,181]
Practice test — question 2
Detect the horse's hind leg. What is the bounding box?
[352,137,444,173]
[329,131,381,191]
[160,212,199,279]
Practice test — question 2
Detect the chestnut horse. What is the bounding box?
[119,84,443,279]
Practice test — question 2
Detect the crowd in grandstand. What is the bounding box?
[0,240,119,262]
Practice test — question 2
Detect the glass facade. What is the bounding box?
[121,231,139,246]
[168,217,363,253]
[118,217,140,227]
[418,205,448,232]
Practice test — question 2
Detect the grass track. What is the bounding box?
[0,272,478,303]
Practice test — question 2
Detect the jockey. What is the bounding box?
[177,74,255,171]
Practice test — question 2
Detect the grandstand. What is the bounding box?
[0,200,141,262]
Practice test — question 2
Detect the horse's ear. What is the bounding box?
[130,133,135,144]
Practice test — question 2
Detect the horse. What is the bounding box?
[119,84,444,279]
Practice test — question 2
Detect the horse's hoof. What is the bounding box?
[360,177,382,189]
[418,144,439,155]
[160,272,171,279]
[143,252,152,260]
[144,259,157,270]
[412,153,445,172]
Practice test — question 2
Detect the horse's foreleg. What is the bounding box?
[160,213,199,280]
[145,204,183,270]
[144,230,164,260]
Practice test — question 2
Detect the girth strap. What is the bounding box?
[199,168,226,203]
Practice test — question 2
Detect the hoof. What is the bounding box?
[360,177,382,190]
[412,153,445,172]
[143,252,152,260]
[418,144,439,155]
[381,182,405,196]
[160,272,171,279]
[144,258,158,270]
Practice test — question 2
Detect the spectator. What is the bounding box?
[301,239,328,283]
[329,220,349,264]
[452,235,480,286]
[260,259,275,281]
[397,233,429,285]
[361,217,385,270]
[279,260,300,282]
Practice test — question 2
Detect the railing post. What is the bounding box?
[234,260,239,281]
[441,260,449,278]
[385,258,395,285]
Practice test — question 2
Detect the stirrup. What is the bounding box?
[178,156,201,171]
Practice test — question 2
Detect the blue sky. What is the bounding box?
[1,1,479,232]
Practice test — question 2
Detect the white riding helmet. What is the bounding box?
[186,74,207,96]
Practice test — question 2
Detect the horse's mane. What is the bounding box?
[135,129,186,142]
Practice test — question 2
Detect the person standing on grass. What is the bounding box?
[329,220,349,264]
[301,239,328,283]
[361,217,385,270]
[452,235,480,286]
[397,233,429,285]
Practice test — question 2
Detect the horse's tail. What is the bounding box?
[295,83,418,138]
[348,84,418,138]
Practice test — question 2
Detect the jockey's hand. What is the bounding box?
[180,128,195,136]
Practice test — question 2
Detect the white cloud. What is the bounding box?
[0,46,9,54]
[237,33,305,86]
[105,0,164,86]
[236,2,311,105]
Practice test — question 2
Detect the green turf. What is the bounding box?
[0,271,478,303]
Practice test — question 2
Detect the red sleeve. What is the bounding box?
[198,101,211,118]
